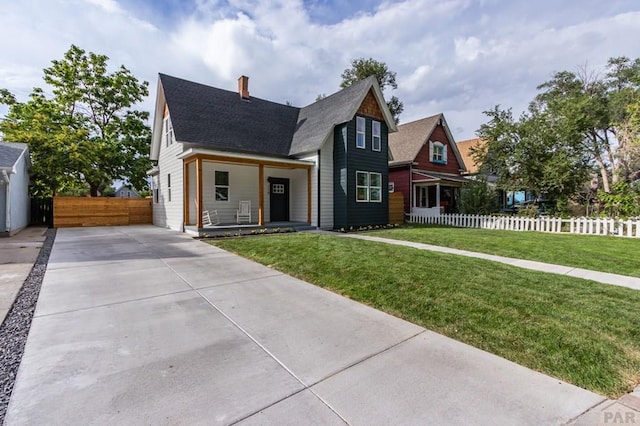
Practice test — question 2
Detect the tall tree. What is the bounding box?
[476,105,590,202]
[0,45,151,196]
[340,58,404,123]
[533,58,640,192]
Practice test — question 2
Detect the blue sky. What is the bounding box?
[1,0,640,141]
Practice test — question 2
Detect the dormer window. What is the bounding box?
[429,141,447,164]
[163,116,174,147]
[356,116,366,149]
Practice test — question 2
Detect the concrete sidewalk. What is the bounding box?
[338,233,640,291]
[0,227,48,323]
[5,226,607,425]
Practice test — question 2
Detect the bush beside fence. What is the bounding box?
[407,212,640,238]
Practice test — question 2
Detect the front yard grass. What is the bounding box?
[368,225,640,277]
[209,233,640,399]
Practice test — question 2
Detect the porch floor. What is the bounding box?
[185,221,315,237]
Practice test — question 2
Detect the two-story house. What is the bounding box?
[149,74,397,235]
[388,114,467,215]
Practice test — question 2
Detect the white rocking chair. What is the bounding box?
[236,201,251,224]
[202,210,219,227]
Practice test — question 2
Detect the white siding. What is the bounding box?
[153,138,185,231]
[202,162,258,224]
[7,153,30,232]
[319,139,334,229]
[0,181,6,232]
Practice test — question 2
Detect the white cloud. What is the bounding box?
[1,0,639,141]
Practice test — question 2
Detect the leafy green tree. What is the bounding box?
[476,105,590,202]
[341,58,404,123]
[458,176,499,214]
[0,45,151,196]
[533,58,640,192]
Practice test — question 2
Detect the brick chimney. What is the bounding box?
[238,75,250,99]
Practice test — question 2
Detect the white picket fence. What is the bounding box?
[406,212,640,238]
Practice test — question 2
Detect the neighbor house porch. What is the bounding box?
[180,149,314,234]
[411,170,467,214]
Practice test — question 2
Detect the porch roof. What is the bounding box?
[178,148,315,168]
[412,170,469,184]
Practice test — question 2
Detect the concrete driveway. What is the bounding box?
[5,226,604,425]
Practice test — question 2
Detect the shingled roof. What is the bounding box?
[0,142,28,170]
[388,114,441,165]
[456,137,485,174]
[152,74,395,160]
[159,74,299,157]
[289,76,380,155]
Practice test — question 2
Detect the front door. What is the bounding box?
[268,177,289,222]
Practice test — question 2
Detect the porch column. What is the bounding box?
[258,164,264,225]
[436,183,441,208]
[307,167,312,224]
[413,185,417,208]
[196,157,203,228]
[183,161,189,226]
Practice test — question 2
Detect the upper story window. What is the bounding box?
[163,116,174,147]
[372,120,381,151]
[429,141,447,164]
[356,116,366,149]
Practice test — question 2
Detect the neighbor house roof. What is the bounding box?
[456,137,485,174]
[388,114,441,165]
[388,114,466,171]
[151,74,397,161]
[0,142,29,171]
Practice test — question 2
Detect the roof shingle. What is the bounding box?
[0,142,28,169]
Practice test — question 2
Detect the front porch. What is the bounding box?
[181,149,314,233]
[184,221,315,237]
[412,170,468,214]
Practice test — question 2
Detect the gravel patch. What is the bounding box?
[0,228,56,423]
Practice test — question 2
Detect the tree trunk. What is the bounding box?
[594,155,611,193]
[89,184,99,197]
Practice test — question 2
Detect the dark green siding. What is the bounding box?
[333,115,389,229]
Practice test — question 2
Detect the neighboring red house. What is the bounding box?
[388,114,467,214]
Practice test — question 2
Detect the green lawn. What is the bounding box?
[209,233,640,399]
[367,225,640,277]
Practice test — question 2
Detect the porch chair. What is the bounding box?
[202,210,219,227]
[236,201,251,224]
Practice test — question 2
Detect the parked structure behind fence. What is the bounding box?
[407,212,640,238]
[54,197,152,227]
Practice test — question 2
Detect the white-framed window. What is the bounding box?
[369,172,382,202]
[356,171,382,203]
[429,141,447,164]
[372,120,381,151]
[167,173,171,202]
[388,182,395,193]
[356,116,366,149]
[163,116,174,147]
[272,183,285,194]
[215,171,229,201]
[356,171,369,202]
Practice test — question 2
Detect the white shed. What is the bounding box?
[0,142,31,236]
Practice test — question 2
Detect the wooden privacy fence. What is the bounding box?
[389,192,404,224]
[54,196,152,228]
[407,212,640,238]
